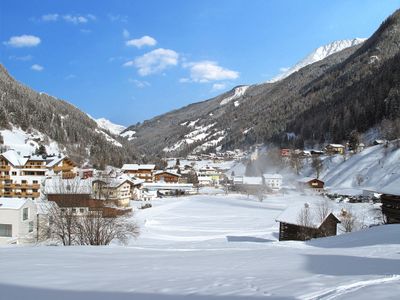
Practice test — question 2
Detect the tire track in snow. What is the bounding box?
[300,275,400,300]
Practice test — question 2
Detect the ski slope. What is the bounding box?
[1,192,399,299]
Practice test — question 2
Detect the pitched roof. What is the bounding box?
[93,174,142,188]
[154,170,181,177]
[44,177,92,194]
[297,177,322,183]
[275,203,340,228]
[1,150,29,167]
[46,155,67,168]
[0,198,31,210]
[121,164,156,171]
[327,144,345,148]
[263,173,283,179]
[380,178,400,196]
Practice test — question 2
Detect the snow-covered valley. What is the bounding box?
[1,193,399,300]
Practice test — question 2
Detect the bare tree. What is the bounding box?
[38,202,78,246]
[40,203,140,246]
[297,203,314,240]
[339,207,357,233]
[76,211,140,246]
[290,153,303,175]
[315,199,331,223]
[41,176,140,246]
[311,156,323,179]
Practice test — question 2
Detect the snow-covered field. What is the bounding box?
[1,192,399,300]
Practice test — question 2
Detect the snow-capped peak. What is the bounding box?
[89,116,126,135]
[269,38,366,83]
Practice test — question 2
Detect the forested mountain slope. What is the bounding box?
[0,64,140,168]
[125,9,400,156]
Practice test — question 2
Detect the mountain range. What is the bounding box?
[0,65,140,168]
[1,9,399,166]
[123,9,400,157]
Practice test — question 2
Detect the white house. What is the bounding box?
[233,174,283,192]
[0,198,37,245]
[263,174,283,191]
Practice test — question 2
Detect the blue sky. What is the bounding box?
[1,1,399,126]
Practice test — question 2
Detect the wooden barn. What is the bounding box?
[276,203,340,241]
[380,180,400,224]
[296,177,325,192]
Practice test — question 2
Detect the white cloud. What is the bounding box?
[3,35,41,48]
[123,29,130,39]
[124,48,179,76]
[279,67,290,72]
[212,83,227,91]
[31,64,44,71]
[108,14,128,23]
[129,79,151,88]
[9,55,33,61]
[126,35,157,48]
[63,14,95,24]
[42,14,59,21]
[179,78,190,83]
[183,61,239,82]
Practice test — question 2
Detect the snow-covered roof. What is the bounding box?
[297,177,321,183]
[94,174,139,188]
[380,178,400,196]
[44,177,92,194]
[46,155,67,168]
[327,144,345,148]
[275,203,340,228]
[0,198,31,210]
[1,150,29,167]
[263,173,283,179]
[154,170,181,177]
[121,164,156,171]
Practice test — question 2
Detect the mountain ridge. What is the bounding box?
[124,9,400,157]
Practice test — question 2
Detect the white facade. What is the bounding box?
[0,198,37,245]
[263,174,283,191]
[233,174,283,191]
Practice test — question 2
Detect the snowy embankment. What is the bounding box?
[307,143,400,194]
[0,126,62,155]
[1,193,399,299]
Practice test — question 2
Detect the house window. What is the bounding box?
[0,224,12,237]
[33,180,38,184]
[12,172,17,176]
[79,208,85,213]
[23,207,29,221]
[29,221,34,233]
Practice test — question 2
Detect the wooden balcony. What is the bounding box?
[23,165,46,169]
[0,175,10,180]
[0,165,10,171]
[53,166,74,172]
[62,172,76,179]
[2,183,41,189]
[0,191,40,198]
